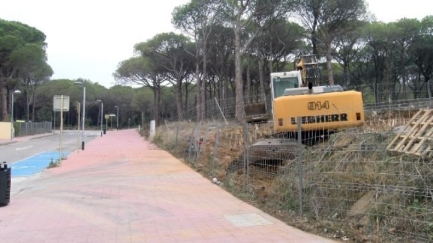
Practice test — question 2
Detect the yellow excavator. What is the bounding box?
[245,54,364,160]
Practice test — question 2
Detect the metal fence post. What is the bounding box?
[243,122,249,192]
[211,125,220,178]
[174,121,180,154]
[188,123,198,161]
[164,120,170,148]
[297,116,304,216]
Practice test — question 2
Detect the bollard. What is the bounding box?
[0,162,11,206]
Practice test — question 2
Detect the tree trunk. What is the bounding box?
[25,91,30,122]
[176,77,183,120]
[31,91,36,122]
[402,74,407,100]
[157,84,161,126]
[184,82,189,113]
[234,27,244,120]
[326,44,334,85]
[374,81,378,105]
[152,85,160,127]
[0,85,6,121]
[201,41,208,121]
[344,64,350,87]
[428,79,432,99]
[258,59,266,99]
[195,61,201,122]
[246,63,251,101]
[218,75,222,112]
[311,11,319,55]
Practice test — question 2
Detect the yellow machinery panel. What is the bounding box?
[273,90,364,132]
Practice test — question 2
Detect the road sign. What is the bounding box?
[53,95,70,111]
[105,114,110,119]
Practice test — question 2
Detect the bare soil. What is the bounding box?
[153,110,422,243]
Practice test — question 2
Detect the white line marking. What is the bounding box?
[16,145,33,151]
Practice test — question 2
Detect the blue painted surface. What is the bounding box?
[11,152,68,177]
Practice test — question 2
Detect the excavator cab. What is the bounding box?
[295,54,320,87]
[244,54,322,124]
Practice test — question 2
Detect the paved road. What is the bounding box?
[0,129,337,243]
[0,130,100,180]
[0,130,99,165]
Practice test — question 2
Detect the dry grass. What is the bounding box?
[151,111,433,243]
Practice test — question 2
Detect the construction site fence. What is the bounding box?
[155,101,433,243]
[181,93,433,123]
[15,121,52,137]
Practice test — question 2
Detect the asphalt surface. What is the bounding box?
[0,130,100,180]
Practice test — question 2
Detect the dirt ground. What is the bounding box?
[154,109,421,243]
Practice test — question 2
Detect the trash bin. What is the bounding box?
[0,162,11,206]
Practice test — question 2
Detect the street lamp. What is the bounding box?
[114,105,119,130]
[10,90,21,140]
[96,100,103,137]
[75,81,86,150]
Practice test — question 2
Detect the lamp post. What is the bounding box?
[75,81,86,150]
[96,100,103,137]
[114,105,119,130]
[10,90,21,140]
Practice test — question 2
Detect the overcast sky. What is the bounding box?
[1,0,432,88]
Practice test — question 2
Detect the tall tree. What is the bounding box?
[113,56,167,126]
[10,43,53,121]
[221,0,294,120]
[135,32,194,120]
[207,24,235,115]
[0,19,47,120]
[296,0,367,85]
[409,36,433,98]
[250,18,305,96]
[332,21,367,87]
[363,22,392,104]
[172,0,223,121]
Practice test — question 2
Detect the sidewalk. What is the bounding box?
[0,129,337,243]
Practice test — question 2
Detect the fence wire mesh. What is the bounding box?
[153,95,433,243]
[15,121,52,137]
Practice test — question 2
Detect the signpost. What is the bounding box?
[109,114,116,129]
[53,96,70,164]
[105,114,109,134]
[53,96,70,112]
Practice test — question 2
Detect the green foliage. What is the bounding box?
[4,8,433,128]
[47,158,59,168]
[406,198,428,213]
[13,122,20,136]
[151,134,164,146]
[0,19,50,121]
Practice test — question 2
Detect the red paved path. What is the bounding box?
[0,129,336,243]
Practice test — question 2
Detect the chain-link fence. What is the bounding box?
[152,95,433,243]
[15,121,52,137]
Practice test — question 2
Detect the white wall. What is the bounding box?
[0,122,11,139]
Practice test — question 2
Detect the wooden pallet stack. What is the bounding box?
[386,109,433,158]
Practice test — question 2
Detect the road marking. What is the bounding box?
[11,151,69,177]
[16,145,33,151]
[63,139,76,144]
